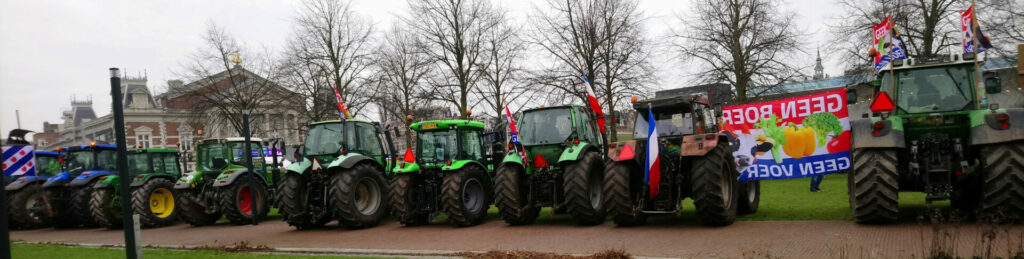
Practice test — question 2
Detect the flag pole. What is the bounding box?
[970,0,983,109]
[888,14,895,94]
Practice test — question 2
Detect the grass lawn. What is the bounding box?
[10,243,391,259]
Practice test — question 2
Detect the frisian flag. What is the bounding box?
[962,5,994,53]
[333,84,351,119]
[643,107,661,198]
[580,65,606,134]
[3,145,36,177]
[505,103,528,166]
[873,16,892,72]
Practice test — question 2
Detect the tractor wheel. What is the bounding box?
[603,161,646,226]
[330,163,389,229]
[563,151,607,226]
[691,143,739,226]
[978,141,1024,222]
[849,148,899,224]
[178,190,220,227]
[88,188,121,229]
[8,184,54,229]
[442,166,490,227]
[219,175,270,225]
[494,164,538,225]
[277,173,329,230]
[48,188,78,229]
[131,178,179,227]
[69,183,98,228]
[738,181,761,215]
[389,174,429,226]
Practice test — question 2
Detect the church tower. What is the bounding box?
[813,48,824,80]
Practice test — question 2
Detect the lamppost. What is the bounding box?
[241,109,258,225]
[111,67,140,259]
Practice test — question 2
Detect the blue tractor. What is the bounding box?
[42,143,118,228]
[5,150,62,229]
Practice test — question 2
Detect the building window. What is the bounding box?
[180,132,192,151]
[137,134,151,148]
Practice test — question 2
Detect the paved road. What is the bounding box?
[11,217,1024,258]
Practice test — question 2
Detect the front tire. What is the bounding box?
[89,187,121,229]
[178,190,220,227]
[8,184,54,229]
[563,151,606,226]
[978,141,1024,222]
[330,164,389,229]
[849,148,899,224]
[131,178,179,227]
[603,161,646,226]
[494,164,538,225]
[442,166,490,227]
[70,183,98,227]
[738,181,760,215]
[691,143,739,226]
[219,175,270,225]
[389,174,429,226]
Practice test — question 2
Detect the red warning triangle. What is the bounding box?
[870,91,896,113]
[402,149,415,163]
[311,158,322,172]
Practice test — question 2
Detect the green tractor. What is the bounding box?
[494,104,607,225]
[390,120,493,227]
[89,148,183,228]
[278,120,396,229]
[849,53,1024,223]
[174,138,284,226]
[604,94,753,226]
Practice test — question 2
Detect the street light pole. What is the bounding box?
[241,109,258,225]
[111,68,140,259]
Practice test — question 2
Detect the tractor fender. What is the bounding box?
[4,176,46,191]
[174,171,201,189]
[94,175,120,189]
[211,168,266,187]
[285,158,312,175]
[393,162,421,174]
[69,171,115,187]
[680,133,726,157]
[328,154,374,170]
[498,152,525,168]
[970,108,1024,146]
[131,175,177,188]
[608,140,638,162]
[42,172,72,188]
[557,142,597,164]
[850,118,906,150]
[444,160,486,172]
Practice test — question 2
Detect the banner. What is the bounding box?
[873,16,892,72]
[3,145,37,177]
[719,89,851,181]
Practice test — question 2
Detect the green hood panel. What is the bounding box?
[557,141,592,164]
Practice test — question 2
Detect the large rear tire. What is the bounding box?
[603,161,646,226]
[8,184,54,229]
[494,164,538,225]
[738,181,760,215]
[131,178,179,227]
[277,173,329,230]
[691,143,739,226]
[442,166,490,227]
[219,175,270,225]
[178,190,220,227]
[69,183,99,228]
[563,151,606,226]
[849,148,899,224]
[330,163,389,229]
[389,174,429,226]
[978,141,1024,222]
[48,188,78,228]
[89,187,121,229]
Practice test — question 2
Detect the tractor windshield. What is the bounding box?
[889,65,973,113]
[127,153,150,174]
[520,108,573,145]
[304,123,345,156]
[35,155,61,177]
[417,130,457,163]
[198,143,231,171]
[633,111,694,139]
[63,149,117,174]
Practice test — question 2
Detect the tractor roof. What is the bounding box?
[632,94,708,114]
[410,120,486,132]
[310,119,373,126]
[135,148,179,153]
[36,151,59,156]
[522,104,583,113]
[66,144,117,151]
[886,53,984,71]
[223,137,265,143]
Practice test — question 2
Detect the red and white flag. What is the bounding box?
[580,65,606,134]
[644,108,661,198]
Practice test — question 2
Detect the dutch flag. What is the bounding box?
[644,107,661,198]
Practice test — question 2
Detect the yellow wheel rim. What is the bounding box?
[149,188,175,218]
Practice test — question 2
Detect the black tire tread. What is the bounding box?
[494,165,538,225]
[178,190,220,227]
[88,187,120,229]
[603,161,646,226]
[389,174,429,226]
[8,184,53,229]
[330,163,389,229]
[219,175,269,225]
[562,151,606,226]
[978,141,1024,222]
[131,178,179,227]
[69,183,97,227]
[441,166,490,227]
[691,143,739,226]
[849,148,900,224]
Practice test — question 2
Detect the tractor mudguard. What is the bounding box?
[498,152,531,174]
[328,153,374,170]
[851,117,906,150]
[444,160,485,172]
[174,171,201,189]
[4,176,45,191]
[681,133,725,157]
[285,158,312,175]
[556,141,595,164]
[608,140,638,161]
[131,174,176,188]
[42,172,71,188]
[212,167,257,187]
[393,162,420,174]
[970,108,1024,146]
[69,171,114,187]
[95,175,120,189]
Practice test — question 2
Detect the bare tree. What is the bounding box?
[978,0,1024,57]
[531,0,654,141]
[374,25,433,147]
[673,0,804,104]
[406,0,503,119]
[171,24,292,138]
[290,0,375,118]
[474,21,537,120]
[279,46,337,123]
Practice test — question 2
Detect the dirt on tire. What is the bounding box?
[329,163,389,229]
[88,187,121,229]
[178,190,221,227]
[978,141,1024,222]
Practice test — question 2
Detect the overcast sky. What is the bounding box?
[0,0,841,134]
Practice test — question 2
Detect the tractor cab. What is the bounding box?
[516,105,604,172]
[630,94,715,143]
[409,120,486,171]
[49,144,117,187]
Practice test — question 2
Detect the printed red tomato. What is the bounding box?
[827,130,851,153]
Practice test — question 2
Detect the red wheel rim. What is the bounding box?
[237,186,252,215]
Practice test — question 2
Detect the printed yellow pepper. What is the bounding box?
[782,123,816,159]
